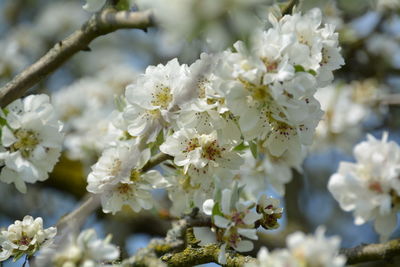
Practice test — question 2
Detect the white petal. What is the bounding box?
[235,240,253,252]
[214,215,230,228]
[193,227,217,245]
[202,199,215,215]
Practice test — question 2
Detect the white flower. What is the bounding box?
[328,132,400,241]
[36,229,119,267]
[212,9,336,159]
[177,54,241,143]
[212,188,261,264]
[160,128,243,188]
[53,64,137,162]
[0,216,56,262]
[245,247,295,267]
[246,227,346,267]
[286,227,346,267]
[0,38,28,78]
[230,147,303,198]
[0,94,63,193]
[123,59,191,143]
[256,195,283,230]
[313,83,368,152]
[163,164,214,216]
[262,146,305,195]
[87,141,168,214]
[35,2,88,40]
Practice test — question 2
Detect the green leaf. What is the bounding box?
[294,65,317,76]
[249,141,258,159]
[0,116,7,126]
[308,69,317,76]
[13,251,26,262]
[150,130,164,155]
[212,202,224,217]
[294,65,305,72]
[234,142,248,151]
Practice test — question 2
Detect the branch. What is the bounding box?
[341,238,400,264]
[161,244,255,267]
[142,152,173,171]
[0,8,154,108]
[281,0,300,16]
[56,194,101,231]
[378,94,400,105]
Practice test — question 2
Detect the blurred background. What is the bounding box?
[1,0,400,266]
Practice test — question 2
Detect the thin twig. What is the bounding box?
[142,152,173,171]
[0,8,154,108]
[281,0,299,16]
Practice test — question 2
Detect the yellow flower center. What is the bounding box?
[201,140,223,161]
[151,85,172,109]
[10,129,40,158]
[238,77,271,102]
[183,138,200,153]
[130,169,141,182]
[117,183,132,194]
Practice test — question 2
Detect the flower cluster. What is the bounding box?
[328,132,400,241]
[246,227,346,267]
[0,216,56,262]
[313,80,386,152]
[84,8,344,218]
[36,228,119,267]
[87,141,167,214]
[0,94,63,193]
[194,187,283,264]
[52,64,137,164]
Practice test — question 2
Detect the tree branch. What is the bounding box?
[142,152,173,172]
[281,0,300,16]
[341,238,400,264]
[161,244,255,267]
[0,8,154,108]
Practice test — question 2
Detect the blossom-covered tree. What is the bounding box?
[1,0,400,266]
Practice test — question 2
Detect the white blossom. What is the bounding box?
[0,38,28,78]
[163,164,214,216]
[160,128,243,189]
[197,188,261,264]
[212,8,342,160]
[0,94,63,193]
[53,64,137,162]
[87,141,168,214]
[313,84,367,152]
[36,229,119,267]
[123,59,191,143]
[328,132,400,241]
[0,216,56,262]
[246,227,346,267]
[256,195,283,230]
[35,2,88,40]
